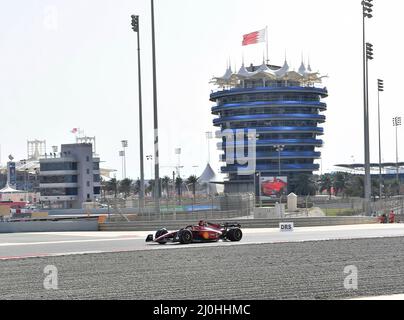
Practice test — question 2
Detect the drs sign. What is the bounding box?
[280,222,294,232]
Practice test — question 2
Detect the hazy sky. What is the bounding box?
[0,0,403,179]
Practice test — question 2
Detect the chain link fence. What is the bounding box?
[305,195,404,217]
[37,193,404,223]
[103,193,255,222]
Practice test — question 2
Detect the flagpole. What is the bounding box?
[265,26,269,64]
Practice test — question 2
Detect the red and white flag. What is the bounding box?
[242,28,266,46]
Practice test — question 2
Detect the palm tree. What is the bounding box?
[186,175,198,197]
[133,179,141,195]
[162,176,171,198]
[186,175,198,209]
[146,180,155,197]
[100,177,107,200]
[345,175,364,198]
[175,177,183,204]
[106,178,118,198]
[319,174,333,200]
[119,178,133,198]
[333,172,350,198]
[293,174,317,196]
[371,177,380,201]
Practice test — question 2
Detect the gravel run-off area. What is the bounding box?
[1,237,404,300]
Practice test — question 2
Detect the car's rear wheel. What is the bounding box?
[155,229,168,244]
[227,228,242,241]
[178,229,193,244]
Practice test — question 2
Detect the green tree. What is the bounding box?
[186,175,198,207]
[293,174,317,196]
[162,176,171,198]
[345,175,364,198]
[371,177,381,201]
[186,175,198,197]
[133,179,141,195]
[384,180,399,197]
[146,180,155,197]
[100,177,107,199]
[319,174,333,200]
[333,172,350,198]
[106,178,118,198]
[119,178,133,198]
[175,177,183,204]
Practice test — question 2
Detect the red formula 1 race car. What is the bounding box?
[145,220,243,245]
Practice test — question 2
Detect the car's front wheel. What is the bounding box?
[178,229,193,244]
[227,228,242,242]
[155,228,168,244]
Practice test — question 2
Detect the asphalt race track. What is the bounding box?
[2,224,404,259]
[1,224,404,299]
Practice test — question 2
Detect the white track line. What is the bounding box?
[0,237,141,247]
[0,251,104,261]
[351,294,404,300]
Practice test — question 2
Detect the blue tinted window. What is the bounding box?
[40,175,78,183]
[40,188,78,196]
[40,162,77,171]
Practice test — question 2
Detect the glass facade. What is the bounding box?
[41,188,78,196]
[40,175,78,184]
[211,66,328,191]
[40,162,77,171]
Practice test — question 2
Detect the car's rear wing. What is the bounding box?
[222,222,241,228]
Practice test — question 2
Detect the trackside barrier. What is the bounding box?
[9,216,99,222]
[0,220,99,233]
[99,216,378,232]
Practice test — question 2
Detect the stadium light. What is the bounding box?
[377,79,384,198]
[151,0,161,211]
[366,42,374,60]
[131,15,139,32]
[393,116,402,194]
[275,145,285,176]
[130,14,145,211]
[361,0,374,214]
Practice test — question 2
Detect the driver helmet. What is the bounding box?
[198,220,205,226]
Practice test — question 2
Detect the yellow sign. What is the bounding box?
[0,206,10,217]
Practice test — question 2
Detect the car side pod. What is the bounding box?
[146,234,154,242]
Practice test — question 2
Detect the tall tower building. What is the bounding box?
[210,60,328,193]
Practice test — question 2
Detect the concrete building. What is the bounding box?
[39,143,101,209]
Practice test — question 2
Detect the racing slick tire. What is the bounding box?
[227,228,242,242]
[178,229,193,244]
[155,228,168,244]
